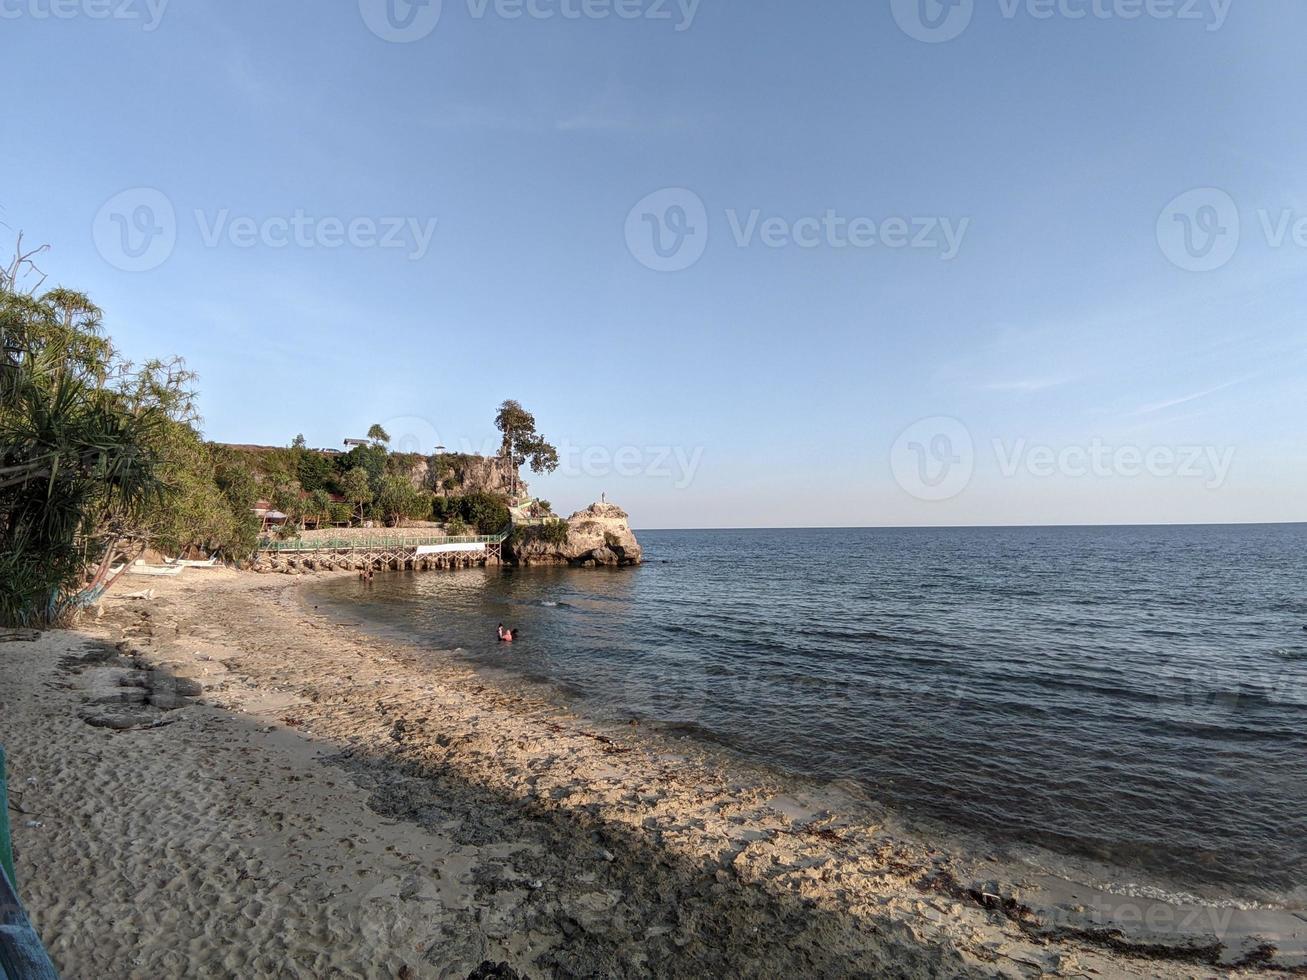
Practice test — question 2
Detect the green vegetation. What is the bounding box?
[0,242,556,625]
[511,520,570,548]
[0,272,253,625]
[374,474,429,527]
[495,399,559,495]
[431,490,511,534]
[340,466,372,523]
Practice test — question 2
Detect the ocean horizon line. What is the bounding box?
[634,520,1307,532]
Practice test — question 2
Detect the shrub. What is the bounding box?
[512,521,569,548]
[542,521,570,546]
[460,491,511,535]
[375,475,427,527]
[295,448,338,494]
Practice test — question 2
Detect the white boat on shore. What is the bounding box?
[111,561,185,578]
[166,557,220,568]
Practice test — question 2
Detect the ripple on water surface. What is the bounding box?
[311,523,1307,905]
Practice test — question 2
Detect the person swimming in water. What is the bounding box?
[498,625,519,643]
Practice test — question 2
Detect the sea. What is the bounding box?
[309,523,1307,907]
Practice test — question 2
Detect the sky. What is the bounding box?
[2,0,1305,528]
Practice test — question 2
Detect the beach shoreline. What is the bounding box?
[1,569,1300,977]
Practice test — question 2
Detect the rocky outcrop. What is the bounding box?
[507,502,643,568]
[410,453,525,499]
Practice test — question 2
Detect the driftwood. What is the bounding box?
[0,631,40,644]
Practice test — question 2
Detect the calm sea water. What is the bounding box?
[312,524,1307,903]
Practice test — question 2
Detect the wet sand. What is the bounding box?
[0,569,1300,977]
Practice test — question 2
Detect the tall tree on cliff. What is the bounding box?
[494,399,559,497]
[367,423,390,446]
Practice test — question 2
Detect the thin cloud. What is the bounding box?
[1127,377,1251,418]
[983,376,1074,393]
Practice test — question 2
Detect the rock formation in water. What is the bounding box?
[507,502,643,568]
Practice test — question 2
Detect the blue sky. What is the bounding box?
[2,0,1304,527]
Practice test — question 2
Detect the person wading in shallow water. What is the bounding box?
[497,624,519,643]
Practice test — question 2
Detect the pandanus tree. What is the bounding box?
[0,285,167,625]
[341,466,372,523]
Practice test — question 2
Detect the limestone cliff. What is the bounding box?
[405,453,526,500]
[507,502,643,567]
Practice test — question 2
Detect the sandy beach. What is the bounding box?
[0,570,1299,978]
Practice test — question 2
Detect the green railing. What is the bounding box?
[257,531,508,554]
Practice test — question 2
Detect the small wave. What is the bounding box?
[1082,878,1279,912]
[795,625,901,643]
